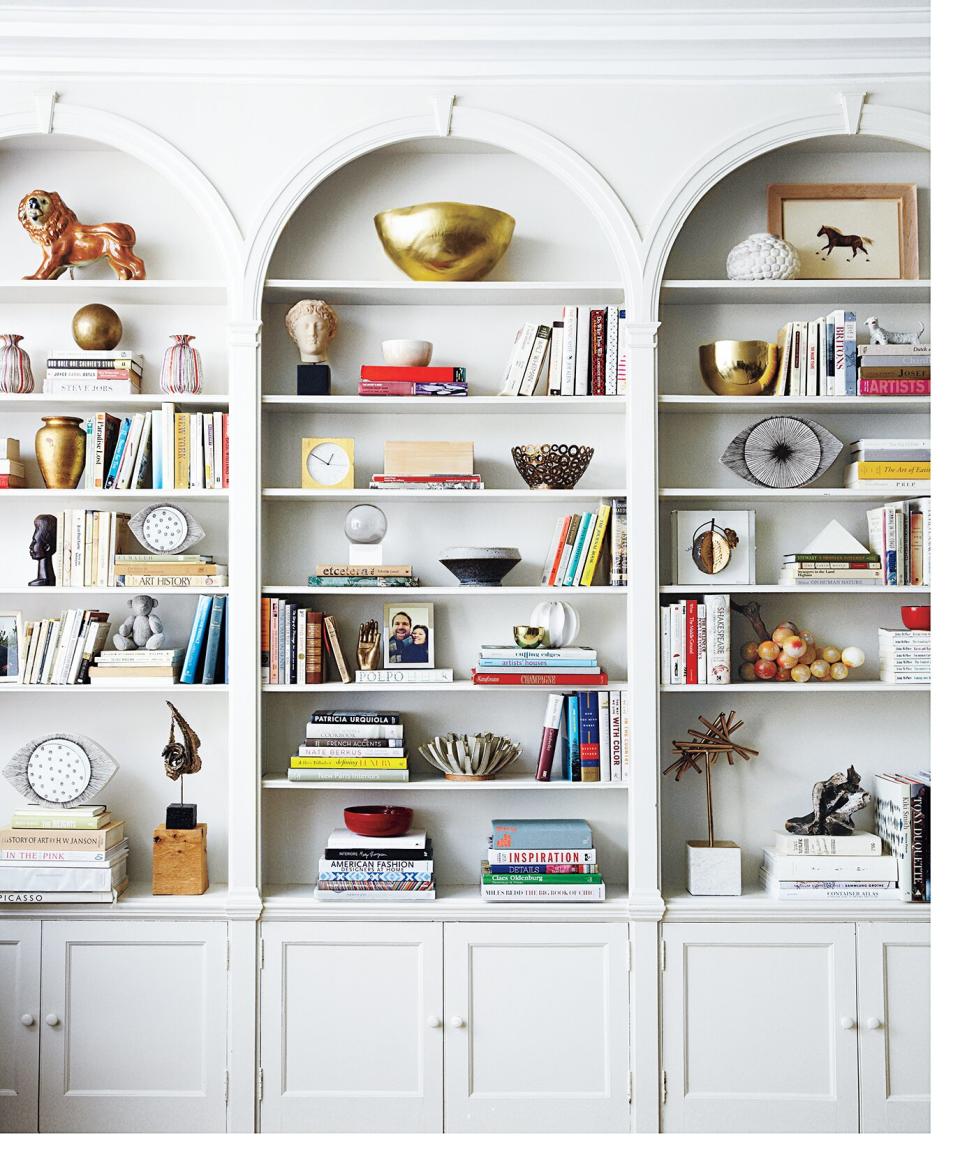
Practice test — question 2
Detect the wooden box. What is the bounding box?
[152,823,208,895]
[382,440,474,476]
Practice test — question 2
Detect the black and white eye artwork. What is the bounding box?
[3,733,119,808]
[720,416,842,488]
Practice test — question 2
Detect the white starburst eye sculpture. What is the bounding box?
[3,733,118,808]
[721,416,842,488]
[129,503,205,555]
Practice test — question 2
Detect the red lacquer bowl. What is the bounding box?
[901,605,931,631]
[344,805,413,838]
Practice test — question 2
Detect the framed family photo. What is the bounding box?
[384,602,435,668]
[767,182,919,280]
[0,611,24,684]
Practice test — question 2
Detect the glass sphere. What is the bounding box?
[344,504,387,544]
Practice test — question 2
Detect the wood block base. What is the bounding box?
[152,823,209,895]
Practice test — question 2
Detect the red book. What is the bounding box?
[0,475,26,489]
[685,598,699,685]
[547,515,571,586]
[472,671,608,686]
[535,693,565,781]
[589,309,606,395]
[857,379,930,396]
[371,474,482,483]
[360,365,466,383]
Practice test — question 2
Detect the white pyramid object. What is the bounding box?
[796,519,870,556]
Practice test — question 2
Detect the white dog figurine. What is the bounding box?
[865,316,926,345]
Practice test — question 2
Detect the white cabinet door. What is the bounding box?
[39,921,228,1132]
[443,922,631,1133]
[857,922,930,1133]
[661,923,859,1133]
[0,921,40,1132]
[259,922,443,1132]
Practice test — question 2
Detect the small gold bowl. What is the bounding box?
[374,202,516,282]
[513,626,545,649]
[698,341,779,397]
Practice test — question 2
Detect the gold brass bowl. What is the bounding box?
[698,341,780,397]
[374,202,516,281]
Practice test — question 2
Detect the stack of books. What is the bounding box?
[315,826,435,901]
[80,405,229,491]
[777,518,882,587]
[844,438,929,492]
[89,647,185,686]
[307,563,420,589]
[866,497,931,585]
[772,311,856,396]
[659,593,731,685]
[759,829,898,902]
[370,441,480,492]
[261,598,350,684]
[536,690,629,782]
[289,709,408,783]
[179,594,228,684]
[472,644,607,686]
[114,553,227,590]
[43,349,143,396]
[874,770,931,902]
[540,501,612,586]
[482,818,605,902]
[55,511,134,586]
[358,364,467,397]
[0,436,25,489]
[500,308,626,397]
[0,807,128,905]
[17,609,110,685]
[878,627,930,683]
[857,342,930,397]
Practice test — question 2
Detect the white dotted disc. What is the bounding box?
[26,738,92,804]
[142,506,189,552]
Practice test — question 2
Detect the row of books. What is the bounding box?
[114,553,228,590]
[52,510,129,586]
[539,500,613,587]
[14,608,109,685]
[878,627,929,684]
[760,830,899,902]
[772,311,857,396]
[89,647,186,686]
[536,690,629,782]
[261,599,349,685]
[43,349,143,395]
[289,709,409,783]
[866,496,930,585]
[358,364,467,398]
[172,595,227,684]
[500,307,626,397]
[0,807,128,905]
[315,825,435,901]
[659,594,731,685]
[80,406,229,490]
[308,563,419,589]
[472,643,607,686]
[844,438,929,492]
[857,341,930,397]
[482,819,604,902]
[874,770,931,902]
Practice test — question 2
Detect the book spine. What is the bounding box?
[616,310,626,394]
[660,605,671,686]
[472,672,607,686]
[670,601,684,684]
[481,884,605,902]
[560,305,577,396]
[180,596,213,684]
[487,848,597,865]
[574,306,591,396]
[564,512,593,587]
[704,593,730,684]
[360,365,465,383]
[580,502,611,586]
[546,322,564,396]
[518,324,553,397]
[200,595,226,684]
[500,321,537,396]
[566,694,581,782]
[604,304,619,395]
[577,690,600,780]
[697,602,707,684]
[589,308,606,395]
[481,871,603,885]
[103,418,130,488]
[609,690,622,780]
[685,598,698,684]
[541,516,566,585]
[536,693,564,781]
[597,690,611,783]
[554,514,580,585]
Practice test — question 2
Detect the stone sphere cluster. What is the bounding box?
[739,619,865,684]
[726,232,801,280]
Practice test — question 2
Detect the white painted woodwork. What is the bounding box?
[38,921,228,1132]
[857,922,930,1133]
[259,922,442,1132]
[442,922,631,1132]
[661,923,859,1132]
[0,921,41,1132]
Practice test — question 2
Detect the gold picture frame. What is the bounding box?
[767,183,919,280]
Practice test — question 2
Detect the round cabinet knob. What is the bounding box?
[20,1014,34,1027]
[866,1017,882,1031]
[45,1013,60,1028]
[450,1015,466,1029]
[426,1015,442,1029]
[839,1016,855,1030]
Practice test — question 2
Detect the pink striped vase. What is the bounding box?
[160,334,203,395]
[0,334,35,394]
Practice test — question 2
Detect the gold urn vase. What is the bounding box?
[35,416,86,489]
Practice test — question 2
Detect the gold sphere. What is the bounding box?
[698,341,779,397]
[374,202,515,281]
[72,303,123,351]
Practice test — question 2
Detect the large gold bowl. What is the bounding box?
[374,202,515,281]
[699,341,779,397]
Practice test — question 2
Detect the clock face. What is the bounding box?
[26,738,92,804]
[307,443,351,486]
[142,505,189,552]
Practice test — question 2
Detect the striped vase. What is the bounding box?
[160,334,203,395]
[0,334,35,394]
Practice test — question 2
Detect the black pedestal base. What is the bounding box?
[166,803,198,830]
[297,363,331,396]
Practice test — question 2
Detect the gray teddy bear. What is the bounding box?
[113,594,166,651]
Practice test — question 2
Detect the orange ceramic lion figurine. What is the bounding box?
[18,190,146,280]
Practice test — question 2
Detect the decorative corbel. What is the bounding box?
[838,91,866,135]
[432,93,455,137]
[33,89,59,134]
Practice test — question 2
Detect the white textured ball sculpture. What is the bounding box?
[726,233,801,281]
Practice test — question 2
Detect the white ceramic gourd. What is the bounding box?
[726,232,800,281]
[529,600,580,648]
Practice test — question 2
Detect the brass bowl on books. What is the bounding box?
[511,443,594,490]
[374,202,515,282]
[419,732,522,781]
[698,341,779,397]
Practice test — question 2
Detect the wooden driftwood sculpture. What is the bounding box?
[785,766,870,836]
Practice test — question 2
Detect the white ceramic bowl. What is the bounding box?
[381,339,433,367]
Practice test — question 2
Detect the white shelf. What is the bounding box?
[4,881,233,921]
[0,586,231,596]
[0,280,228,306]
[263,680,627,694]
[659,279,931,305]
[263,487,622,503]
[262,394,626,415]
[660,584,929,595]
[0,683,228,693]
[0,488,229,502]
[659,682,929,693]
[660,488,930,502]
[263,584,624,596]
[263,280,624,307]
[658,395,930,416]
[262,774,628,791]
[663,886,931,924]
[0,394,230,411]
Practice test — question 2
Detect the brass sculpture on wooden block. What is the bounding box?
[19,190,146,280]
[153,701,208,894]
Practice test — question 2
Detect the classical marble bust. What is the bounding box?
[284,299,338,364]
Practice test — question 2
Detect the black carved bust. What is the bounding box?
[28,513,57,586]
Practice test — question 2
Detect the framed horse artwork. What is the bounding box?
[767,183,919,280]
